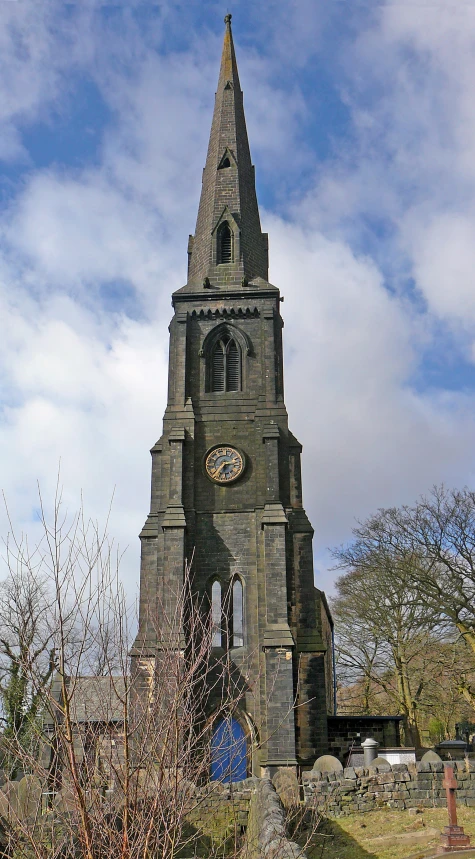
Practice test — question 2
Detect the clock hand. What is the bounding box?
[214,460,228,476]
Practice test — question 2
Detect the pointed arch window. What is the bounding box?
[217,221,233,265]
[211,580,222,648]
[210,333,241,393]
[209,577,244,650]
[232,578,244,648]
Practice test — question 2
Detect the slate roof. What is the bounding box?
[47,675,127,725]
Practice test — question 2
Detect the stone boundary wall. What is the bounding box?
[0,775,254,843]
[245,778,307,859]
[303,760,475,817]
[173,778,254,839]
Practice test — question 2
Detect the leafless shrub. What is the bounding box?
[0,485,257,859]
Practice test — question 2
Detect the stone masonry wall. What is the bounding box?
[187,778,253,839]
[303,760,475,817]
[245,778,307,859]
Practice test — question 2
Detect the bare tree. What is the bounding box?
[330,557,445,747]
[333,485,475,715]
[0,538,57,778]
[0,486,311,859]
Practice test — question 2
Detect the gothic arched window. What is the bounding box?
[208,577,244,649]
[232,578,244,648]
[217,221,233,265]
[211,580,222,648]
[210,333,241,393]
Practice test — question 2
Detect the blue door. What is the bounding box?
[211,717,247,783]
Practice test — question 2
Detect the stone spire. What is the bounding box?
[186,14,268,290]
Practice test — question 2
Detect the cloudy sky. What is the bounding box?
[1,0,475,597]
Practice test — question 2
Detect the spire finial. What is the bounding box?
[224,13,232,26]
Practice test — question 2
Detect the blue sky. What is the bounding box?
[1,0,475,595]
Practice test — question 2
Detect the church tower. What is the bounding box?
[131,14,333,774]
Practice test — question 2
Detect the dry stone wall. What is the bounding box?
[245,778,307,859]
[0,775,253,845]
[303,760,475,816]
[188,777,253,837]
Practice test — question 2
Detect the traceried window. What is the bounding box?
[210,333,241,393]
[209,577,244,650]
[217,221,233,264]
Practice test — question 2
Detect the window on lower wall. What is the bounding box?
[209,577,244,649]
[232,579,244,648]
[211,580,222,648]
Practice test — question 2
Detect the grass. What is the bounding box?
[300,806,475,859]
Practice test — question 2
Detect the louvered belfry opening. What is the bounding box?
[210,333,241,392]
[217,221,233,264]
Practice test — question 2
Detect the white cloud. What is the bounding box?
[0,273,167,593]
[404,211,475,326]
[4,173,167,302]
[268,216,475,590]
[291,0,475,361]
[2,0,475,603]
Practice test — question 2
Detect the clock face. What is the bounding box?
[205,445,245,484]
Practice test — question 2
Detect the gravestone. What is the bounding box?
[437,738,467,760]
[16,775,42,818]
[368,756,392,770]
[312,755,343,774]
[421,750,443,764]
[437,763,471,853]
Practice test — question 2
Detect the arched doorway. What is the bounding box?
[211,717,247,783]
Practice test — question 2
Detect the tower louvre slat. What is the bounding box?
[212,343,225,391]
[226,340,240,391]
